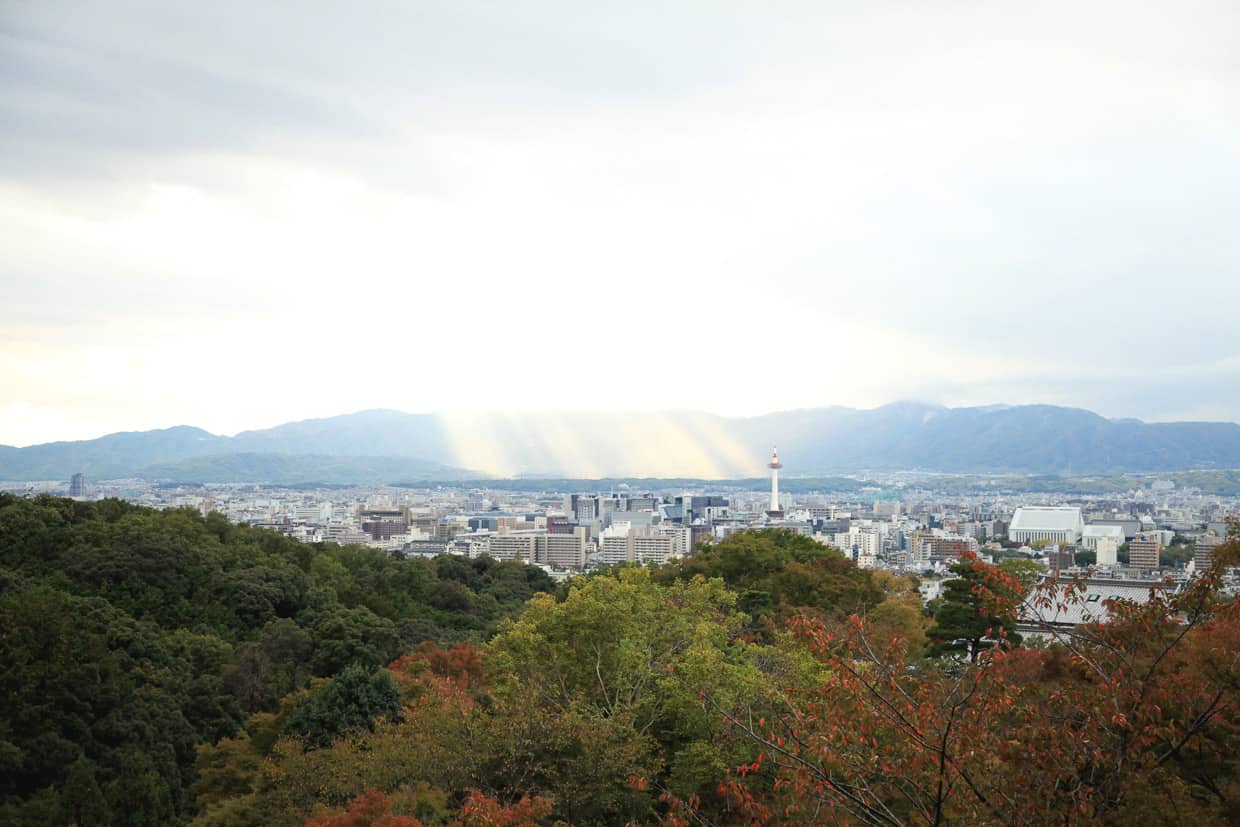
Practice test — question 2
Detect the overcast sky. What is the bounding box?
[2,1,1239,446]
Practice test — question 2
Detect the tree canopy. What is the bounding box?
[2,495,1238,826]
[0,493,552,825]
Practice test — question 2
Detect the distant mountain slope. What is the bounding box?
[229,409,449,458]
[735,403,1240,474]
[0,426,225,479]
[4,403,1240,481]
[138,453,477,485]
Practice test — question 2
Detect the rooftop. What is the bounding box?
[1083,524,1126,540]
[1010,506,1084,532]
[1020,576,1178,628]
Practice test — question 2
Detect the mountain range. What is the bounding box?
[3,402,1240,483]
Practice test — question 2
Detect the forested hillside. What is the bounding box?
[0,494,553,825]
[2,496,1238,826]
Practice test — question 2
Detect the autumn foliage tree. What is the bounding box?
[304,787,552,827]
[691,534,1240,826]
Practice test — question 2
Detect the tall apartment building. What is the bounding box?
[435,521,463,541]
[596,524,691,566]
[566,495,599,521]
[1128,538,1161,571]
[599,523,633,565]
[544,528,589,568]
[631,533,676,566]
[659,525,693,559]
[836,523,886,561]
[1194,534,1224,571]
[69,473,86,498]
[907,530,931,566]
[485,530,545,563]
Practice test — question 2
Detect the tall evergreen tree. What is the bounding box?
[927,552,1022,662]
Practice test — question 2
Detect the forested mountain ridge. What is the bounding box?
[6,403,1240,481]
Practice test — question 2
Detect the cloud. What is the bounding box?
[1,1,1239,444]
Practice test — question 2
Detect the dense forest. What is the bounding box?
[1,494,1238,825]
[0,494,554,825]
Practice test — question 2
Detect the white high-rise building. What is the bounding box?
[1095,536,1119,566]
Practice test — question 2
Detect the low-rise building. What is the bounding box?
[1010,507,1085,545]
[1018,575,1180,640]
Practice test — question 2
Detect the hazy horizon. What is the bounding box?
[4,2,1239,446]
[7,398,1240,451]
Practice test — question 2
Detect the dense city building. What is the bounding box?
[9,454,1231,590]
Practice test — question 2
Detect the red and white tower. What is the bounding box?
[767,447,783,516]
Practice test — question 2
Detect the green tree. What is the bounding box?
[927,553,1023,663]
[192,734,264,815]
[103,751,175,827]
[225,619,314,714]
[0,493,553,823]
[487,567,804,823]
[59,754,109,826]
[656,529,884,635]
[305,605,400,676]
[1161,542,1194,569]
[284,665,403,749]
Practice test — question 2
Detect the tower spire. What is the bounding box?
[767,446,783,517]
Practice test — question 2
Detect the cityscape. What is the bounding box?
[3,2,1239,825]
[23,442,1238,597]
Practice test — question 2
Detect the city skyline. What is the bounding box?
[4,2,1239,445]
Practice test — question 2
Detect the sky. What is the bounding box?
[2,1,1239,447]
